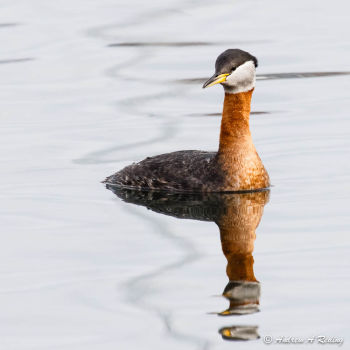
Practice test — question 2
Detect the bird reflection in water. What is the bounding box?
[106,185,269,342]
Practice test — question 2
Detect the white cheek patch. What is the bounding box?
[223,61,256,94]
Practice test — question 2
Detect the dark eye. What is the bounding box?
[231,67,236,73]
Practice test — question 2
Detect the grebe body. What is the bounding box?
[104,49,270,192]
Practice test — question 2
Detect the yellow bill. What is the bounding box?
[202,73,229,88]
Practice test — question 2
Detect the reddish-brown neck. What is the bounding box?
[218,89,254,153]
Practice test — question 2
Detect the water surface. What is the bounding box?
[1,0,349,349]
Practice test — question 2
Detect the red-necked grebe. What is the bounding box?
[104,49,270,192]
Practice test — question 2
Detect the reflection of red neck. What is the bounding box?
[217,191,269,282]
[220,228,257,282]
[226,253,257,282]
[218,89,253,153]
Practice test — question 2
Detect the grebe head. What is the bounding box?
[203,49,258,94]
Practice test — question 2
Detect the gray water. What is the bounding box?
[1,0,350,349]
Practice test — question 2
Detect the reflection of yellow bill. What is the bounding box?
[203,73,229,88]
[221,329,231,337]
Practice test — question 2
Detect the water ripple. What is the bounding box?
[187,111,272,117]
[107,40,267,48]
[119,202,210,349]
[176,71,350,85]
[0,23,19,28]
[0,58,34,64]
[74,122,177,164]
